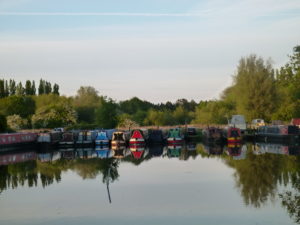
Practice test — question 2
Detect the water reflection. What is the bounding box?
[1,142,300,224]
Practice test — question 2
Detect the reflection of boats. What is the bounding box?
[95,131,109,147]
[202,127,225,144]
[76,148,95,159]
[232,145,247,160]
[167,128,183,145]
[148,129,165,144]
[252,142,297,155]
[255,125,300,143]
[148,145,164,157]
[112,147,128,159]
[95,147,112,159]
[129,130,145,148]
[203,144,224,155]
[59,132,75,148]
[60,149,76,160]
[186,142,197,151]
[226,143,242,157]
[167,144,182,158]
[38,151,61,162]
[0,151,36,165]
[111,132,126,150]
[130,148,145,159]
[0,133,38,151]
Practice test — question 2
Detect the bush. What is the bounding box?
[7,114,28,130]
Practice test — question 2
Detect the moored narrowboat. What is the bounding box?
[76,131,95,147]
[291,118,300,128]
[167,128,183,145]
[225,127,242,144]
[0,132,38,151]
[129,129,145,148]
[59,132,75,148]
[111,131,126,150]
[255,125,300,143]
[148,129,165,144]
[95,131,110,147]
[202,127,225,144]
[37,131,62,150]
[185,127,200,141]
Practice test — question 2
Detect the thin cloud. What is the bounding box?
[0,12,209,17]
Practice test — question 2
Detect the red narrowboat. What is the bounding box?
[0,133,38,151]
[129,130,145,147]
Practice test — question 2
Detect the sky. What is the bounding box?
[0,0,299,103]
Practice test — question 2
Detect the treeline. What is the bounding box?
[193,45,300,124]
[0,45,299,131]
[0,79,59,98]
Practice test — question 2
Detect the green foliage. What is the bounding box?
[144,109,174,126]
[32,98,77,128]
[52,84,59,95]
[273,45,300,121]
[119,97,154,114]
[95,98,118,129]
[6,114,28,130]
[0,114,7,132]
[73,86,102,123]
[222,55,277,121]
[117,114,139,129]
[0,95,36,118]
[193,100,235,124]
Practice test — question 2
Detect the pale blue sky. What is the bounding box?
[0,0,299,103]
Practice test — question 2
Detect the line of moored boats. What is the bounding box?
[1,115,300,152]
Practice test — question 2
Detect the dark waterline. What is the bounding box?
[0,142,300,225]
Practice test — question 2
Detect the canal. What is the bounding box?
[0,142,299,225]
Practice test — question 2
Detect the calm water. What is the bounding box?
[0,142,300,225]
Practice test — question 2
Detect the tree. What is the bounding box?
[0,114,7,132]
[45,82,52,94]
[173,105,191,124]
[31,81,36,95]
[95,98,118,129]
[32,99,77,128]
[25,80,32,95]
[4,80,9,97]
[144,109,174,126]
[273,45,300,120]
[52,84,59,95]
[222,55,277,121]
[16,82,24,96]
[38,79,45,95]
[73,86,102,123]
[0,95,36,118]
[0,80,4,98]
[119,97,153,114]
[193,100,235,124]
[9,79,16,96]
